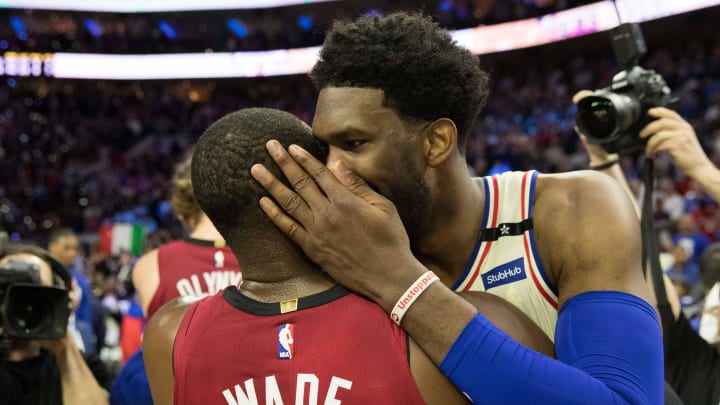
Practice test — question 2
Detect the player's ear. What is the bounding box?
[423,118,457,167]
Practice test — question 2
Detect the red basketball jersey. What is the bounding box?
[173,285,426,405]
[147,238,241,318]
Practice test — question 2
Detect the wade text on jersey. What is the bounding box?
[221,373,353,405]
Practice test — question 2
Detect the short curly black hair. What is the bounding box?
[311,12,490,149]
[191,108,322,245]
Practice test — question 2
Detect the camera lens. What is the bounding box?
[577,97,617,140]
[576,93,641,143]
[6,294,48,333]
[3,284,69,339]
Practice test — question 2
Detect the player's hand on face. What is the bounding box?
[251,140,422,302]
[639,107,711,177]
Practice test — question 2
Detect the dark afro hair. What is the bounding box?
[191,108,322,244]
[311,12,490,150]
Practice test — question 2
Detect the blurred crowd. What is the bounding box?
[0,0,597,54]
[0,1,719,382]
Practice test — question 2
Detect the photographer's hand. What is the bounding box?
[640,107,720,202]
[641,107,712,175]
[41,332,109,405]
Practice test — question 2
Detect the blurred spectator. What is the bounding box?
[672,213,711,288]
[47,228,98,351]
[699,242,720,346]
[656,177,686,222]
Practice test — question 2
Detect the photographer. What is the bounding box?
[0,244,110,405]
[574,91,720,405]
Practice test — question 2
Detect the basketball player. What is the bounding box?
[112,152,242,405]
[251,13,664,404]
[143,108,553,405]
[132,150,242,319]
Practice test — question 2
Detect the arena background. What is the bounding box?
[1,0,719,366]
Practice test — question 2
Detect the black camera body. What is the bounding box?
[576,23,677,154]
[0,260,70,340]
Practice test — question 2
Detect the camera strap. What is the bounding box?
[640,157,674,339]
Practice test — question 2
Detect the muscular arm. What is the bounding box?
[132,249,160,317]
[252,142,664,404]
[571,95,682,319]
[536,172,651,305]
[391,173,664,404]
[143,298,191,405]
[578,163,681,318]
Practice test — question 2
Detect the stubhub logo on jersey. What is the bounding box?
[278,324,295,360]
[482,257,527,290]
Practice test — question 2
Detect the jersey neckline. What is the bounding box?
[183,236,226,247]
[223,284,351,316]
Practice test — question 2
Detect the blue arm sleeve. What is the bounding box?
[439,291,664,404]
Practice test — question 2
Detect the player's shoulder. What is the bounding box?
[532,170,640,255]
[132,248,159,280]
[145,297,197,343]
[135,248,159,266]
[534,170,626,214]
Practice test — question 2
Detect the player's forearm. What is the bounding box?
[438,291,663,404]
[396,280,478,365]
[393,278,663,404]
[343,253,480,366]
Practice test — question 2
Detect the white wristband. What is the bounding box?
[390,271,440,325]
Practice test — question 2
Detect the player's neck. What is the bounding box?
[189,215,224,241]
[239,262,336,303]
[414,171,485,287]
[235,232,333,288]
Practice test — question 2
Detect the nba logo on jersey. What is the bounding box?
[278,324,294,360]
[214,251,225,268]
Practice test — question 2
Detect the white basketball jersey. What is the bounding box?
[452,170,559,341]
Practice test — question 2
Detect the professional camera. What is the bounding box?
[575,23,677,153]
[0,260,70,340]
